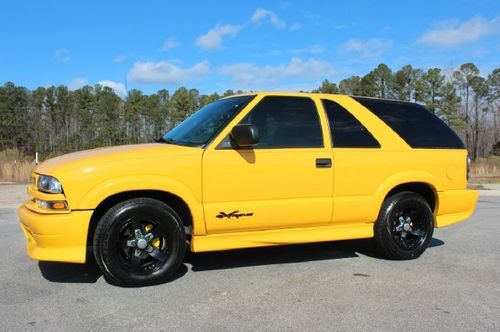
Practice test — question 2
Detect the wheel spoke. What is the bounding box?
[144,226,161,241]
[146,246,167,262]
[409,229,426,237]
[121,238,136,248]
[130,249,142,268]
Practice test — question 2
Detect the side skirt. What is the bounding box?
[191,223,374,252]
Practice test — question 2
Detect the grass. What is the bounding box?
[0,161,35,183]
[470,155,500,176]
[469,155,500,184]
[0,149,35,183]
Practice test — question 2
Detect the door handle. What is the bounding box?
[316,158,332,168]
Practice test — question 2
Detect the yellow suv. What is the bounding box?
[18,92,478,285]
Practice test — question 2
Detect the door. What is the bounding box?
[202,95,333,234]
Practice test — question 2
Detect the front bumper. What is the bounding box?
[18,205,93,263]
[435,189,478,228]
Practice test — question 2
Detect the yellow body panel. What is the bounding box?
[191,223,373,252]
[17,92,478,263]
[18,205,92,263]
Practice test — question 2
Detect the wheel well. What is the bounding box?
[86,190,193,248]
[385,182,436,212]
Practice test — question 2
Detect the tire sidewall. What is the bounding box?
[94,198,186,286]
[377,192,434,260]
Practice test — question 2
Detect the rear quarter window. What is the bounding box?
[322,99,380,148]
[353,97,465,149]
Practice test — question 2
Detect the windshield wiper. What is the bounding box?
[156,137,177,145]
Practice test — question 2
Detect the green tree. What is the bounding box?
[360,73,376,97]
[0,82,29,152]
[470,76,489,160]
[124,89,146,144]
[370,64,393,98]
[487,68,500,144]
[453,63,480,151]
[72,85,95,150]
[170,87,192,128]
[438,83,463,131]
[312,80,339,94]
[94,85,123,146]
[416,68,446,113]
[393,65,422,101]
[339,76,362,95]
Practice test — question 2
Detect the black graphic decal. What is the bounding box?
[216,210,254,219]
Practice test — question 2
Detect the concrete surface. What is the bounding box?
[481,183,500,192]
[0,186,499,331]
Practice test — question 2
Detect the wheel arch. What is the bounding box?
[81,175,205,251]
[86,189,198,249]
[384,182,437,212]
[372,171,441,223]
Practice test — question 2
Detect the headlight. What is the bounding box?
[37,175,63,194]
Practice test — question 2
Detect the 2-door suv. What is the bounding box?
[19,92,478,286]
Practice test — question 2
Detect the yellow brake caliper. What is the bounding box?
[145,224,160,247]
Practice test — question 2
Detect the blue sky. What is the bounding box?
[1,0,499,97]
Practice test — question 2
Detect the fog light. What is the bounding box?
[36,199,68,211]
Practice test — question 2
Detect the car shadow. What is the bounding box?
[37,238,445,284]
[38,256,188,286]
[38,257,102,283]
[186,237,445,271]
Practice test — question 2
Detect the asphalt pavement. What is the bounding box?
[0,186,499,331]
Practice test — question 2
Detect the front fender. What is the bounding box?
[78,175,206,235]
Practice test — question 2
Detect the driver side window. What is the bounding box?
[239,96,323,148]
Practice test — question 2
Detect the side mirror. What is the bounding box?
[230,124,259,147]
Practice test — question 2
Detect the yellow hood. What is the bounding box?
[34,143,204,210]
[36,143,196,174]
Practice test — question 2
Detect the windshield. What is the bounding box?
[161,95,254,147]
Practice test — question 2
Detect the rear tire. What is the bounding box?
[93,198,186,286]
[374,192,434,260]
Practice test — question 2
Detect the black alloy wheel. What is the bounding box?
[374,191,434,260]
[94,198,186,286]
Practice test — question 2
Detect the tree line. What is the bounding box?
[0,62,498,161]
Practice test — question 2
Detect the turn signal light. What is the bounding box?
[36,199,69,211]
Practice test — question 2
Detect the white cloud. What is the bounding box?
[418,16,500,48]
[127,60,209,84]
[342,38,393,57]
[251,8,286,29]
[98,80,127,97]
[113,55,127,63]
[218,57,334,88]
[55,48,71,62]
[289,44,324,54]
[68,78,88,90]
[195,24,242,50]
[161,37,180,51]
[289,23,303,31]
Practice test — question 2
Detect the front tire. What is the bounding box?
[374,192,434,260]
[93,198,186,286]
